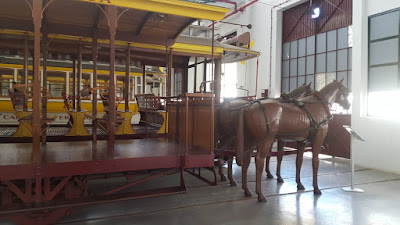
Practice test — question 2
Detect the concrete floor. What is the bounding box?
[3,154,400,225]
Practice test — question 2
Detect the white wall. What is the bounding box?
[352,0,400,174]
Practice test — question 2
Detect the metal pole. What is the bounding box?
[72,59,76,110]
[167,50,173,97]
[107,5,117,155]
[32,0,42,164]
[41,30,48,144]
[125,44,130,112]
[214,59,222,104]
[77,43,82,112]
[142,63,146,94]
[194,57,197,93]
[92,35,98,143]
[23,36,29,112]
[211,22,215,93]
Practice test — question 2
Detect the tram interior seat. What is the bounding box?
[135,94,165,128]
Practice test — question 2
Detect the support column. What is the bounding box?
[194,57,197,93]
[214,59,222,104]
[41,30,48,144]
[125,44,130,112]
[166,52,173,96]
[32,0,42,164]
[23,36,29,112]
[107,6,118,154]
[203,58,207,92]
[142,64,146,94]
[77,43,82,112]
[92,36,98,143]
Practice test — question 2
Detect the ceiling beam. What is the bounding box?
[136,12,153,35]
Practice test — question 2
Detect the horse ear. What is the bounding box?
[307,82,311,87]
[339,78,344,84]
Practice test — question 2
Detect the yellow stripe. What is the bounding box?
[78,0,229,21]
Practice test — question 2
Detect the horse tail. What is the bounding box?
[236,107,246,166]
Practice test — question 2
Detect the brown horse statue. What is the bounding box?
[215,83,312,186]
[236,79,350,202]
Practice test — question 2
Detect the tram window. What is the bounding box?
[135,76,142,95]
[47,71,66,98]
[0,78,12,96]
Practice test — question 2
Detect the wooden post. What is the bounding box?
[23,36,29,112]
[194,57,197,93]
[203,58,207,92]
[41,30,48,144]
[77,43,82,112]
[167,52,173,96]
[125,44,130,112]
[107,5,117,154]
[92,35,98,143]
[32,0,42,164]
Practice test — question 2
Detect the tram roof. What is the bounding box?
[0,0,229,46]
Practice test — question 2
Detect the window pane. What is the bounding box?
[298,57,306,75]
[283,43,290,60]
[327,51,337,72]
[306,75,315,89]
[326,72,336,84]
[316,53,326,73]
[306,56,315,74]
[290,41,298,58]
[369,38,399,66]
[337,71,348,88]
[282,77,289,93]
[327,30,337,51]
[315,73,326,91]
[298,38,306,57]
[338,27,348,49]
[290,59,297,77]
[370,11,400,41]
[348,71,352,92]
[337,49,348,71]
[317,33,326,53]
[369,65,398,91]
[307,36,315,55]
[290,77,297,91]
[298,76,306,86]
[282,60,289,77]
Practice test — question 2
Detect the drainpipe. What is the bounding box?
[209,0,260,27]
[269,0,296,96]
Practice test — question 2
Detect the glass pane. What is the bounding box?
[306,56,315,75]
[369,65,399,91]
[298,76,306,86]
[283,43,290,60]
[298,57,306,76]
[370,11,400,41]
[290,41,298,58]
[298,38,306,57]
[369,38,399,66]
[337,71,348,88]
[306,75,315,89]
[348,71,352,92]
[317,33,326,53]
[337,49,348,71]
[327,51,337,72]
[349,48,352,70]
[297,57,306,75]
[316,53,326,73]
[326,72,336,84]
[290,59,297,77]
[315,73,326,91]
[282,60,289,77]
[282,77,289,93]
[338,27,348,49]
[327,30,337,51]
[290,77,297,91]
[307,36,315,55]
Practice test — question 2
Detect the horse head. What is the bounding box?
[334,79,351,110]
[288,82,313,100]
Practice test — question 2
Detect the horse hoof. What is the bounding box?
[297,184,305,190]
[244,191,253,197]
[266,174,274,179]
[277,178,284,183]
[314,189,322,195]
[230,180,237,186]
[220,176,227,182]
[258,196,267,202]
